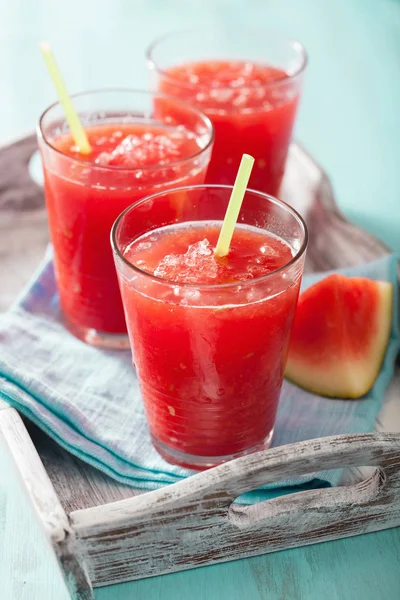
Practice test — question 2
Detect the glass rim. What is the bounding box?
[146,28,308,91]
[37,87,215,173]
[111,183,308,290]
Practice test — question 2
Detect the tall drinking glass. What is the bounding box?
[38,89,214,348]
[112,185,307,468]
[147,29,307,196]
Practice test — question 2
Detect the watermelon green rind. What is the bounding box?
[284,276,393,399]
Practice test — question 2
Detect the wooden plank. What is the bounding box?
[28,423,140,513]
[93,527,400,600]
[0,426,73,600]
[0,134,48,311]
[71,433,400,586]
[0,407,94,599]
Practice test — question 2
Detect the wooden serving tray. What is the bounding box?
[1,136,399,599]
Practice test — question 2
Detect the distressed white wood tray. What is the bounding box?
[1,136,399,599]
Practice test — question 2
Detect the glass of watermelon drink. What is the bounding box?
[37,89,214,348]
[111,185,307,469]
[147,29,307,196]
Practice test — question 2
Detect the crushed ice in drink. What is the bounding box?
[94,129,199,168]
[127,222,293,287]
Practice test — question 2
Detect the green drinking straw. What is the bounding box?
[214,153,255,258]
[39,42,92,155]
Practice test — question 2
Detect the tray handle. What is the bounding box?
[71,433,400,585]
[185,434,394,529]
[222,433,400,528]
[210,433,398,495]
[74,433,400,529]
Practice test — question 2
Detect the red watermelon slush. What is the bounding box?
[112,186,307,468]
[155,60,303,196]
[38,91,213,346]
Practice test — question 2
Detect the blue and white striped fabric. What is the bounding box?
[0,252,398,503]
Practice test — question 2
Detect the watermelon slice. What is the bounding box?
[285,275,393,398]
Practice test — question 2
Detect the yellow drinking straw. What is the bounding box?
[39,42,92,155]
[214,153,255,258]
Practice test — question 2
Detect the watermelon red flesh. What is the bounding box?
[284,275,393,398]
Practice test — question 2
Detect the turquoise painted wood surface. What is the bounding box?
[0,0,400,598]
[0,430,72,600]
